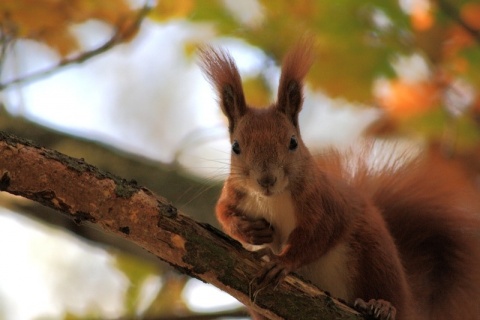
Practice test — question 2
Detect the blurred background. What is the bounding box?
[1,0,480,319]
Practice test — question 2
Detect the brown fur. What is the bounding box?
[199,41,480,320]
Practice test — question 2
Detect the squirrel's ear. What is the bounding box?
[276,38,314,127]
[198,47,247,133]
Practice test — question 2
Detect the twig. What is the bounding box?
[0,1,153,91]
[437,0,480,44]
[0,16,17,81]
[141,308,248,320]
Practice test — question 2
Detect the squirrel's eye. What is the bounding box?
[232,140,241,155]
[289,135,298,151]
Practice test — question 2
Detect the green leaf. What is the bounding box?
[187,0,413,101]
[114,253,161,315]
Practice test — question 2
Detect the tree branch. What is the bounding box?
[0,131,366,320]
[0,111,221,224]
[0,109,220,269]
[0,1,153,91]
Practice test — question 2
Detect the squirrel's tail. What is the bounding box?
[317,141,480,319]
[367,144,480,319]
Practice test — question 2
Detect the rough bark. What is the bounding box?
[0,110,220,265]
[0,110,221,224]
[0,131,365,320]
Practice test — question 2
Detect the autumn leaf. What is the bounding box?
[376,79,440,118]
[410,0,434,31]
[151,0,195,21]
[460,2,480,30]
[0,0,135,56]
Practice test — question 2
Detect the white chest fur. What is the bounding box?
[237,191,297,254]
[238,191,351,302]
[297,242,352,302]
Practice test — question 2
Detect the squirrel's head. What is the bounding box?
[199,40,314,196]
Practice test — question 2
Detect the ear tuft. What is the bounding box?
[198,46,247,132]
[276,37,315,127]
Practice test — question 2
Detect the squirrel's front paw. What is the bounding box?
[354,298,396,320]
[255,258,291,288]
[235,216,274,245]
[249,256,293,301]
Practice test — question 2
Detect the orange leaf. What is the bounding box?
[41,29,79,56]
[411,1,434,31]
[116,13,141,43]
[443,25,475,59]
[1,0,135,56]
[443,2,480,59]
[376,79,440,118]
[461,2,480,30]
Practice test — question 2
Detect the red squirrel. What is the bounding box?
[198,40,480,320]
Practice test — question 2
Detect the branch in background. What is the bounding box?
[146,308,248,320]
[0,131,366,320]
[0,1,153,91]
[437,0,480,44]
[0,18,16,80]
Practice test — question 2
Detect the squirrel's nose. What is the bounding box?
[257,175,277,188]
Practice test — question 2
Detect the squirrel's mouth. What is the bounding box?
[248,173,288,196]
[262,188,273,196]
[249,185,274,197]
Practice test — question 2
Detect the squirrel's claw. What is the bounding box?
[354,298,396,320]
[250,264,287,302]
[251,258,291,298]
